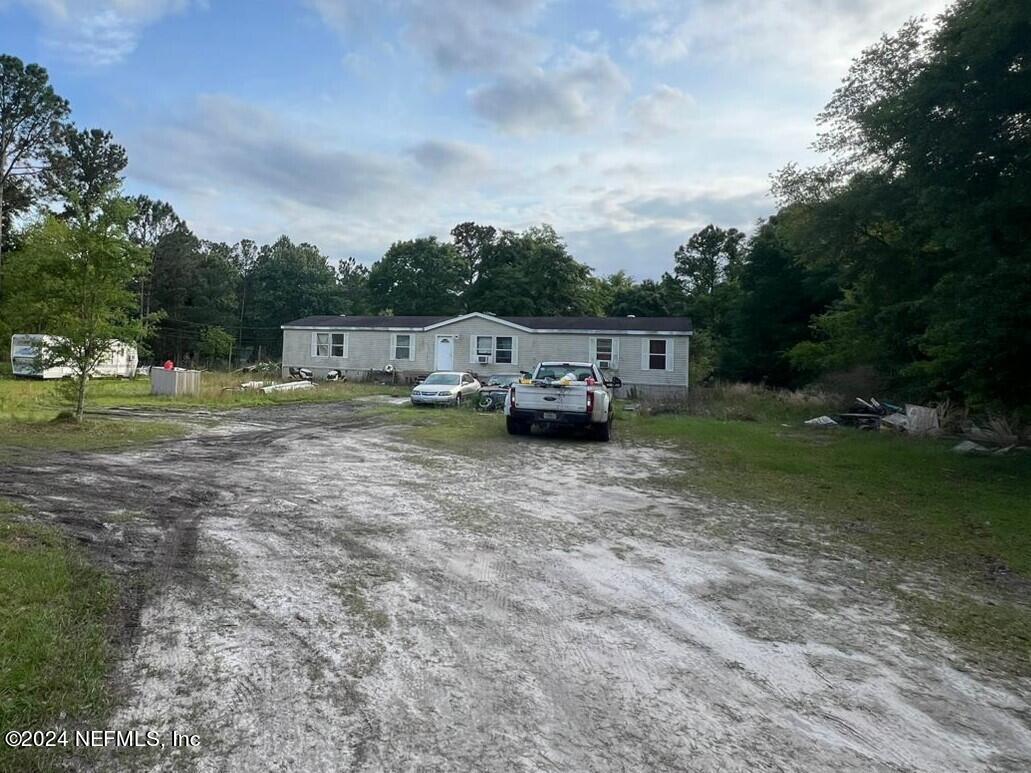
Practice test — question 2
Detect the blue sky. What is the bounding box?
[0,0,950,278]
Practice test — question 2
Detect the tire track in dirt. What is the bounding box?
[2,403,1029,771]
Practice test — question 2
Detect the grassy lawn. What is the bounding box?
[362,401,507,448]
[0,500,113,773]
[0,372,407,458]
[0,371,409,418]
[620,411,1031,673]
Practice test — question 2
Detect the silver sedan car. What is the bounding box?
[410,372,481,406]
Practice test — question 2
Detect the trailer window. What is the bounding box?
[495,336,514,364]
[393,334,411,360]
[314,332,347,358]
[647,339,668,370]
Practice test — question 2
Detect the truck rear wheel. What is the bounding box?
[506,417,529,436]
[592,418,612,442]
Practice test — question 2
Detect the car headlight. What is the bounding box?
[438,390,454,396]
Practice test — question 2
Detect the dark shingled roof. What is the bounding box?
[284,315,451,328]
[283,314,692,333]
[504,316,693,332]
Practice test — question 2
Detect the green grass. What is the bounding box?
[0,417,187,462]
[622,414,1031,574]
[0,501,114,773]
[0,372,408,418]
[620,411,1031,672]
[358,400,507,449]
[0,373,406,459]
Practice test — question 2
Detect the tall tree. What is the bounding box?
[463,224,596,315]
[127,195,184,326]
[148,224,203,360]
[337,256,370,314]
[720,216,840,387]
[3,198,150,421]
[774,0,1031,409]
[673,225,746,296]
[367,237,465,315]
[0,55,70,289]
[43,127,127,223]
[244,236,345,356]
[450,221,498,291]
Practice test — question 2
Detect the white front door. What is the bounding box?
[435,337,454,371]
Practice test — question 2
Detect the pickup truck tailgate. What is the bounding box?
[513,384,588,413]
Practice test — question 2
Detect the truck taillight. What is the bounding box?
[510,385,517,407]
[587,390,594,414]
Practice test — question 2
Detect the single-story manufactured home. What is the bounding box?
[280,312,693,397]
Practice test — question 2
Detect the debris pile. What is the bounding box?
[806,397,1028,455]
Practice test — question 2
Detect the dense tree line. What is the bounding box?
[0,0,1027,414]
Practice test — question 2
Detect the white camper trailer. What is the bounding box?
[10,335,75,379]
[9,335,139,379]
[92,340,139,378]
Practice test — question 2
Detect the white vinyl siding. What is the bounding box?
[312,332,348,358]
[470,334,518,365]
[589,337,618,368]
[283,317,688,394]
[390,333,414,361]
[642,338,673,371]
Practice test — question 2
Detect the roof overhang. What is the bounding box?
[281,311,692,335]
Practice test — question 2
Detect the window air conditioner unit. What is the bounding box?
[597,360,612,370]
[477,355,492,364]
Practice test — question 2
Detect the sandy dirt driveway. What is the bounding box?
[2,403,1029,772]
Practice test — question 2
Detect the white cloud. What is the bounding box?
[627,84,695,138]
[13,0,196,65]
[470,49,630,134]
[623,0,953,83]
[405,0,548,74]
[307,0,548,74]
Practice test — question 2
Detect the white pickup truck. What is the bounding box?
[504,361,622,441]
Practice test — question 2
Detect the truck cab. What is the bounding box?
[504,361,621,441]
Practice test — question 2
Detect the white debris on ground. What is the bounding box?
[352,394,411,406]
[804,415,838,426]
[260,380,315,394]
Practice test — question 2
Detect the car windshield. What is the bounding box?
[487,374,521,386]
[534,365,595,381]
[421,373,461,385]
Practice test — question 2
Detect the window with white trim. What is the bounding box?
[495,336,514,364]
[314,332,347,358]
[644,338,672,370]
[475,335,493,361]
[590,337,618,368]
[471,334,518,364]
[392,334,413,360]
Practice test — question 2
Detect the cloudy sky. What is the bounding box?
[0,0,951,278]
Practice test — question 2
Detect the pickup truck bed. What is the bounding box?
[505,362,617,441]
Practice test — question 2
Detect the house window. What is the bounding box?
[315,332,347,358]
[393,334,412,360]
[647,338,669,370]
[495,336,513,364]
[471,334,518,364]
[475,336,493,360]
[591,337,617,368]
